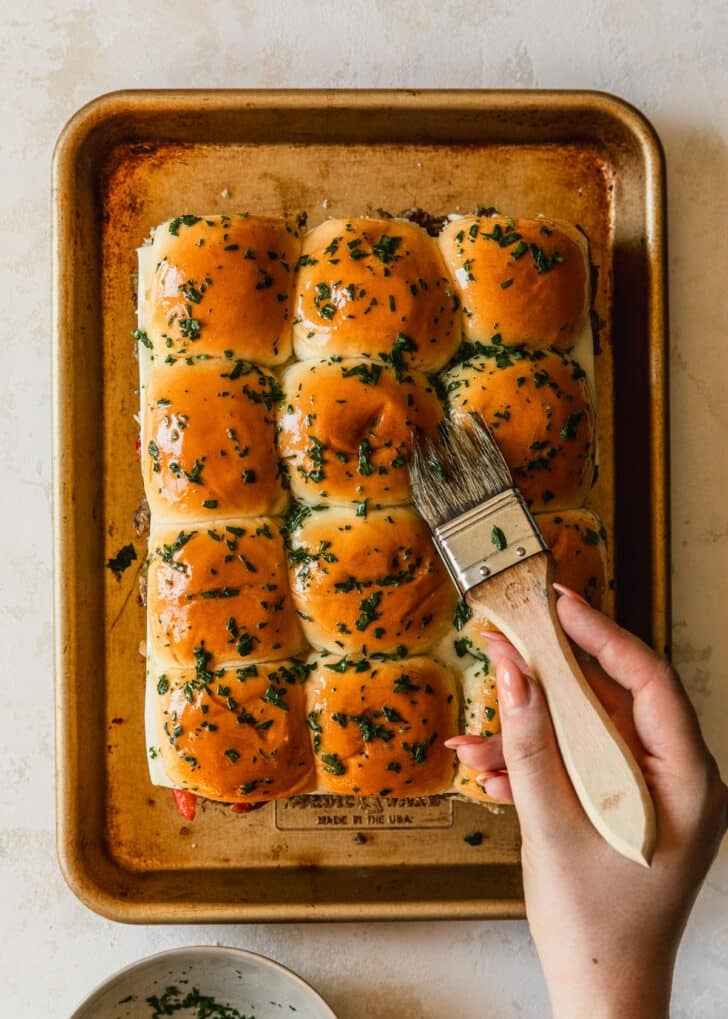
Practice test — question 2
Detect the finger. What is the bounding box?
[443,735,489,748]
[450,736,505,773]
[555,592,704,766]
[485,635,531,676]
[479,773,513,804]
[556,591,671,696]
[496,657,583,842]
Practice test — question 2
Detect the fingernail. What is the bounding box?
[443,735,484,748]
[476,771,500,784]
[497,659,531,712]
[553,582,589,607]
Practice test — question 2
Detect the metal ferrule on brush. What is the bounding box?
[432,487,548,596]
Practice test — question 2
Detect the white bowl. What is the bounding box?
[70,945,338,1018]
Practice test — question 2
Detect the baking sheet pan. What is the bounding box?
[53,89,668,922]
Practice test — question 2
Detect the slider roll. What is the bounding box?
[141,214,300,366]
[155,660,316,803]
[147,519,306,670]
[446,348,595,512]
[143,359,288,522]
[306,655,459,796]
[287,506,456,657]
[293,218,461,369]
[438,215,590,349]
[279,358,444,507]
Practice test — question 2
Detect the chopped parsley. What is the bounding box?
[263,685,289,711]
[393,673,420,694]
[453,599,472,631]
[320,752,345,775]
[372,234,402,263]
[106,543,136,578]
[491,526,507,551]
[168,214,201,235]
[355,591,382,631]
[357,438,375,476]
[560,410,586,439]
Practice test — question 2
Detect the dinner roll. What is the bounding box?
[446,347,595,511]
[141,214,299,365]
[143,359,287,522]
[537,507,609,610]
[154,660,315,803]
[278,358,444,507]
[287,505,456,656]
[147,519,306,669]
[438,215,590,349]
[293,218,460,369]
[306,655,459,795]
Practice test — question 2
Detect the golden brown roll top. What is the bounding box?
[154,660,316,803]
[287,505,456,656]
[147,519,306,670]
[537,508,609,610]
[143,359,288,522]
[438,215,590,349]
[293,218,461,369]
[446,347,595,511]
[306,655,459,795]
[141,214,300,366]
[278,358,444,507]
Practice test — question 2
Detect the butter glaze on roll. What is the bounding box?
[278,358,444,506]
[446,348,595,511]
[155,660,315,803]
[141,214,300,365]
[147,519,305,669]
[293,218,461,369]
[438,215,589,349]
[143,359,287,522]
[287,505,456,656]
[306,655,459,795]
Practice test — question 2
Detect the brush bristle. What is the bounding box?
[410,418,514,529]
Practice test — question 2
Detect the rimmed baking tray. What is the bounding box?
[53,89,668,923]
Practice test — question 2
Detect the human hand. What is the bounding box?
[445,586,728,1018]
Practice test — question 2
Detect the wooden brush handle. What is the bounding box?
[467,552,656,866]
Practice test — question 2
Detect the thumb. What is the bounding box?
[496,657,583,844]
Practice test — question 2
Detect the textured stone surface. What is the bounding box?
[1,1,726,1015]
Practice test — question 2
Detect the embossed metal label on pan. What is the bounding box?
[275,793,454,831]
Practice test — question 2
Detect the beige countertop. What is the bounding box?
[1,1,726,1015]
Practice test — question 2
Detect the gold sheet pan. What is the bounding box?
[52,89,668,922]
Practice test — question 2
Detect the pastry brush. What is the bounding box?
[410,419,656,866]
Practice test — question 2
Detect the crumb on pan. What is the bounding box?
[132,493,150,536]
